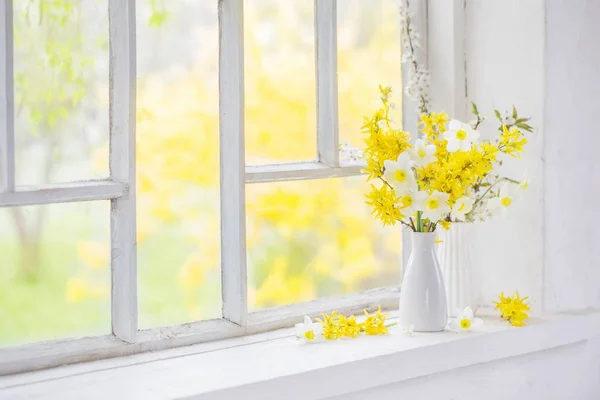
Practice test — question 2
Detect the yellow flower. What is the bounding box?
[499,125,527,157]
[438,220,451,230]
[362,86,412,181]
[317,306,393,340]
[363,305,390,335]
[493,291,530,326]
[365,184,404,226]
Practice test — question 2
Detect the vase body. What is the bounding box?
[398,232,448,332]
[437,223,478,317]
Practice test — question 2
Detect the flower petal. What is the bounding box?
[446,139,460,152]
[463,306,474,320]
[471,318,484,328]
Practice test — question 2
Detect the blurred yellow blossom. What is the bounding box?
[65,277,108,303]
[77,241,109,270]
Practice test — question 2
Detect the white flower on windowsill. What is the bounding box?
[295,316,325,344]
[401,324,415,337]
[383,153,417,195]
[443,120,480,152]
[448,307,483,332]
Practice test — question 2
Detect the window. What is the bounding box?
[0,0,407,374]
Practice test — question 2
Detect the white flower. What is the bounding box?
[502,111,516,126]
[339,140,364,162]
[448,307,483,332]
[410,139,436,167]
[398,190,427,217]
[295,316,325,344]
[383,153,417,195]
[519,171,531,191]
[486,185,514,217]
[402,324,415,337]
[421,191,451,222]
[443,120,480,152]
[451,197,475,221]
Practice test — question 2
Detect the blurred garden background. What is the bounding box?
[0,0,403,346]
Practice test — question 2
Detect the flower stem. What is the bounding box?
[416,211,423,232]
[467,177,507,218]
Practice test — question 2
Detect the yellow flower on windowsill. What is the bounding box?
[494,291,531,327]
[315,306,396,341]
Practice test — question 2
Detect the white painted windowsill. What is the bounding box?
[1,312,599,400]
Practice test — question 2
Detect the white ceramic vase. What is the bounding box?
[437,223,478,317]
[398,232,448,332]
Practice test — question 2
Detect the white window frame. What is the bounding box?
[0,0,429,375]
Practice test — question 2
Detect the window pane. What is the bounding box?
[337,0,402,152]
[14,1,109,184]
[0,202,110,347]
[136,2,221,328]
[244,0,317,165]
[246,176,401,310]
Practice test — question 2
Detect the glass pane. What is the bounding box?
[244,0,317,165]
[0,202,110,347]
[13,1,109,184]
[337,0,402,152]
[136,1,221,328]
[246,176,401,310]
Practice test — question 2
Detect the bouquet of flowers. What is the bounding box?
[363,86,533,232]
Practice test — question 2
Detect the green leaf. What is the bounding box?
[512,105,518,119]
[494,109,502,123]
[517,123,534,132]
[471,101,479,116]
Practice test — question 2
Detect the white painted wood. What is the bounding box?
[0,0,14,192]
[0,180,127,207]
[0,288,399,375]
[246,160,364,183]
[219,0,248,326]
[247,286,399,332]
[1,313,599,399]
[401,0,428,132]
[428,0,467,120]
[315,0,339,167]
[0,319,240,377]
[108,0,138,343]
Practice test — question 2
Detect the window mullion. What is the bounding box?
[315,0,339,168]
[219,0,248,326]
[0,0,14,192]
[108,0,138,343]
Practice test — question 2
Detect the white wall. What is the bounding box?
[543,0,600,312]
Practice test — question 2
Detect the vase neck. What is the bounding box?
[410,232,436,250]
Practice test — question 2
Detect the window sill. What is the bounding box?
[1,311,599,400]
